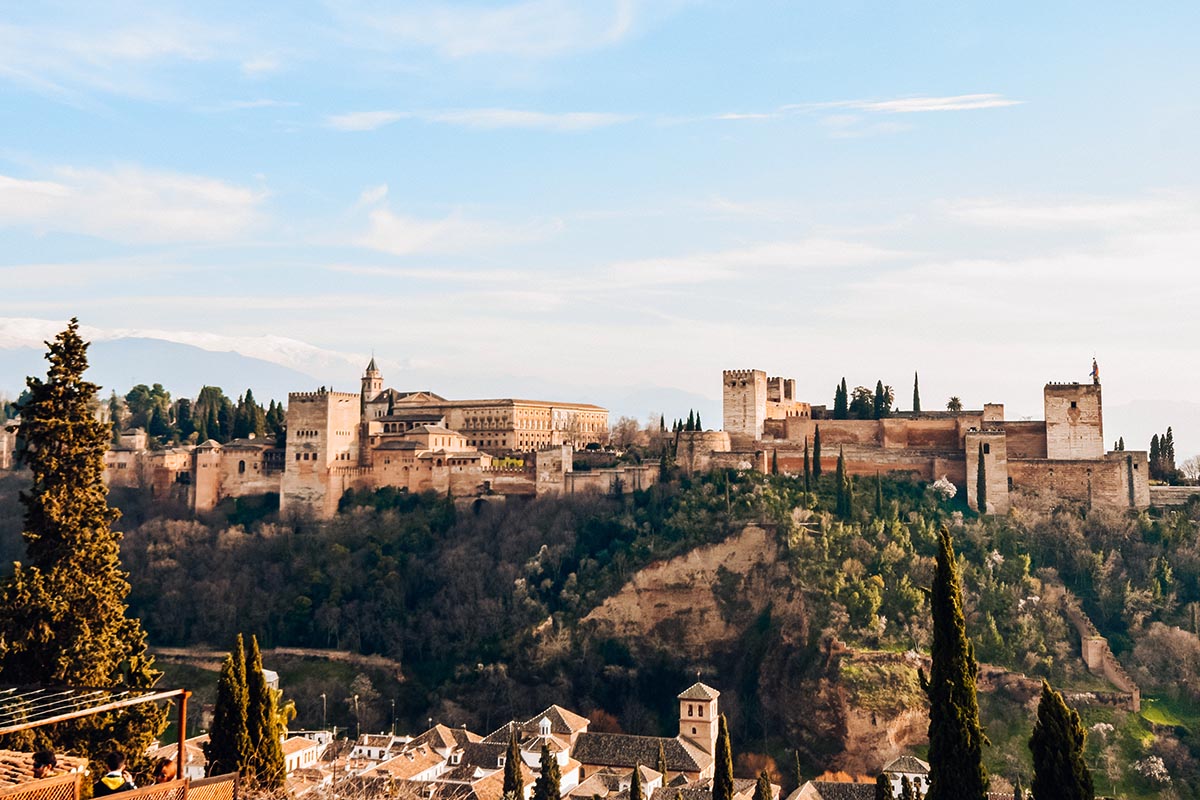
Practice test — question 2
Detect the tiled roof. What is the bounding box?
[881,756,929,775]
[801,783,875,800]
[410,724,482,752]
[522,705,591,736]
[283,737,321,756]
[573,734,706,773]
[460,741,508,768]
[0,749,88,790]
[676,683,720,702]
[365,746,444,779]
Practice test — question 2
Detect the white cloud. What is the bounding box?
[327,108,630,132]
[841,93,1022,113]
[327,110,407,131]
[335,0,650,59]
[241,55,282,76]
[607,239,909,288]
[947,194,1200,228]
[0,165,266,243]
[355,206,554,255]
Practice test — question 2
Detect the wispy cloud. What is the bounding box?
[606,239,910,288]
[329,0,657,59]
[327,107,631,132]
[947,194,1200,228]
[351,184,557,255]
[0,165,267,243]
[714,93,1022,124]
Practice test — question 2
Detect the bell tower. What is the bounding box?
[362,357,383,403]
[677,683,720,756]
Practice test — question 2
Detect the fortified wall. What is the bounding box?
[700,367,1151,512]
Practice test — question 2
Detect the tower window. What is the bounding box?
[688,705,693,717]
[692,727,697,735]
[982,444,990,455]
[1070,401,1077,409]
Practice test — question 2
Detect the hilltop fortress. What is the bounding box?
[675,367,1151,512]
[52,360,653,517]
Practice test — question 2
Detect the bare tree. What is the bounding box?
[1181,455,1200,484]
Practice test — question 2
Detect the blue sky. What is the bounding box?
[2,1,1199,440]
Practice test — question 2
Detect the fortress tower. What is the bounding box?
[723,369,767,444]
[1044,382,1104,460]
[280,388,362,517]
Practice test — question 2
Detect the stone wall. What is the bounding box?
[1059,591,1141,711]
[564,463,658,495]
[965,430,1010,514]
[999,421,1048,459]
[1149,486,1200,507]
[675,430,732,476]
[1009,451,1148,509]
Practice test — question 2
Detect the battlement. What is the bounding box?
[723,369,764,383]
[289,390,359,401]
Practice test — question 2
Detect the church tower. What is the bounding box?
[362,357,383,403]
[677,683,720,756]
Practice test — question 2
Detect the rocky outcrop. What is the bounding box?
[582,525,807,655]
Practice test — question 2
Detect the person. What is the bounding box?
[93,751,136,796]
[152,758,177,784]
[32,750,57,780]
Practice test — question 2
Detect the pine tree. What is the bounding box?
[245,635,285,789]
[503,731,523,798]
[0,319,165,767]
[923,526,987,800]
[205,634,251,776]
[753,770,772,800]
[656,740,667,781]
[976,443,988,514]
[630,764,644,800]
[875,774,894,800]
[913,372,921,414]
[533,743,560,800]
[812,426,823,478]
[712,714,734,800]
[834,379,849,419]
[1029,681,1093,800]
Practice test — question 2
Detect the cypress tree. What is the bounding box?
[913,372,921,413]
[532,743,560,800]
[812,426,822,478]
[0,319,165,766]
[695,413,702,431]
[245,635,285,789]
[835,448,847,517]
[503,731,523,798]
[834,379,849,419]
[803,439,811,498]
[629,764,643,800]
[1149,434,1161,479]
[660,415,666,432]
[753,770,772,800]
[771,450,779,475]
[874,380,887,419]
[1029,681,1093,800]
[1013,776,1024,800]
[875,774,894,800]
[793,750,802,793]
[686,410,695,432]
[924,527,987,800]
[875,472,884,517]
[976,443,988,514]
[900,777,914,800]
[656,741,667,781]
[712,714,734,800]
[205,634,251,776]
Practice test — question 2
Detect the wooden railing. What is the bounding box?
[0,773,237,800]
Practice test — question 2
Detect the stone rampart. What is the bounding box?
[1060,592,1140,711]
[1150,486,1200,507]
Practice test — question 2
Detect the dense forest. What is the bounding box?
[3,465,1200,796]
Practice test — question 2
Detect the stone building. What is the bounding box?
[698,366,1151,512]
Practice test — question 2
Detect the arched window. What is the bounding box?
[238,460,246,474]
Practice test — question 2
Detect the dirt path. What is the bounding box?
[152,646,405,680]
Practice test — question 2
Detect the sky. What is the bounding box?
[1,1,1199,439]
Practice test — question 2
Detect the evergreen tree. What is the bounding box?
[976,444,988,514]
[107,390,123,440]
[695,413,701,431]
[386,391,396,416]
[1029,681,1093,800]
[532,743,560,800]
[913,372,921,413]
[835,448,848,517]
[803,439,811,498]
[923,527,988,800]
[245,635,285,789]
[1013,776,1024,800]
[812,426,822,478]
[712,714,734,800]
[629,764,643,800]
[875,472,884,517]
[753,770,772,800]
[793,750,802,794]
[502,731,523,798]
[875,774,894,800]
[874,380,888,419]
[900,777,914,800]
[1117,437,1124,451]
[834,379,849,419]
[205,634,251,776]
[0,319,165,767]
[656,741,667,781]
[686,411,695,432]
[771,450,779,475]
[660,415,666,432]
